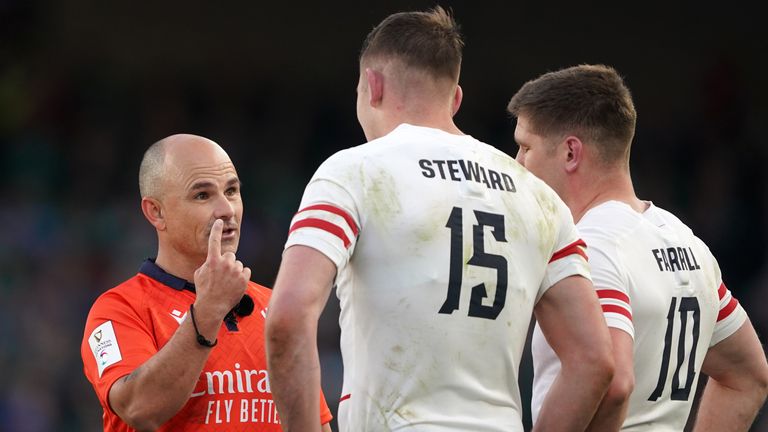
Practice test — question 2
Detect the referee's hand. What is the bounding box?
[193,219,251,319]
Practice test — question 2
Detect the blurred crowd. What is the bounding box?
[1,1,767,431]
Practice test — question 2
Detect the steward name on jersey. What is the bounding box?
[419,159,516,192]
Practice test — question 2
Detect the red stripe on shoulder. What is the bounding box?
[602,304,632,321]
[289,218,351,248]
[596,289,630,305]
[298,204,359,235]
[549,239,588,263]
[339,393,351,403]
[717,282,727,300]
[717,298,739,322]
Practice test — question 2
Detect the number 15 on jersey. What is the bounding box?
[439,206,509,320]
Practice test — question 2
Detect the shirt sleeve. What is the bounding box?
[538,197,591,301]
[285,155,361,270]
[710,280,747,346]
[700,242,747,347]
[584,236,634,339]
[81,290,157,414]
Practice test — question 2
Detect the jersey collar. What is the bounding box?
[139,259,196,293]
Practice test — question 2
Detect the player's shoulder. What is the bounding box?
[312,124,451,177]
[645,203,717,261]
[310,136,375,184]
[316,146,361,170]
[578,201,648,246]
[581,201,641,226]
[319,123,419,160]
[642,203,695,235]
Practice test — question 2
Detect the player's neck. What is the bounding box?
[403,118,463,135]
[568,169,644,223]
[381,101,464,137]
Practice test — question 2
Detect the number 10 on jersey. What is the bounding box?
[439,206,509,320]
[649,296,701,402]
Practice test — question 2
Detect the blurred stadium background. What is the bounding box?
[1,1,766,430]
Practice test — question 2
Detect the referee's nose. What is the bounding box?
[212,192,236,221]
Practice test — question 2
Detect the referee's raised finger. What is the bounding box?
[208,219,223,259]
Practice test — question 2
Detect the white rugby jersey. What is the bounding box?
[285,123,590,432]
[531,201,747,431]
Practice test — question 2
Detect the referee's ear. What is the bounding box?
[141,197,167,231]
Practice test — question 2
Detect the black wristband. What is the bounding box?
[189,304,217,348]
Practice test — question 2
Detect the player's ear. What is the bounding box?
[564,136,583,173]
[141,197,167,231]
[451,85,463,117]
[365,67,384,107]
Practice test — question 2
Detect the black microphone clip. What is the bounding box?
[233,294,254,318]
[223,294,254,329]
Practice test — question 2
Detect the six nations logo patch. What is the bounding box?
[88,321,123,377]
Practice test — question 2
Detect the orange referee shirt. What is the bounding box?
[81,259,333,431]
